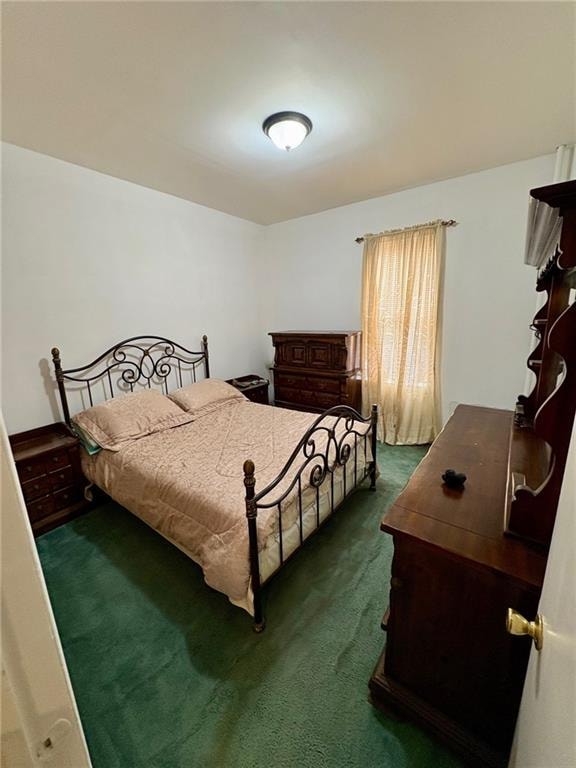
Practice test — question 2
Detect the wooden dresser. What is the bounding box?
[369,405,546,767]
[369,180,576,767]
[9,423,90,535]
[269,331,361,413]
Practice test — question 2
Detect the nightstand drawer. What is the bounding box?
[22,474,52,502]
[50,465,76,491]
[46,450,71,471]
[247,386,269,405]
[54,486,83,511]
[28,495,57,522]
[17,456,46,481]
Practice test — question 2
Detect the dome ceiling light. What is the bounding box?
[262,111,312,152]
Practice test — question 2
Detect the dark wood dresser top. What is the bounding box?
[268,330,360,337]
[383,404,546,588]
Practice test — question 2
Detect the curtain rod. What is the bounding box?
[355,219,458,243]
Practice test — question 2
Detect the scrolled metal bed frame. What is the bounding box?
[51,335,378,631]
[244,404,377,631]
[51,335,210,425]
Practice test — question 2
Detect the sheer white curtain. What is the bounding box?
[361,221,444,445]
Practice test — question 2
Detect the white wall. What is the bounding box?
[1,144,556,434]
[1,143,264,433]
[258,155,555,421]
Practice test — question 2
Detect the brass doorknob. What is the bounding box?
[506,608,544,651]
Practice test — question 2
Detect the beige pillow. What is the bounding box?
[168,378,246,416]
[73,390,193,451]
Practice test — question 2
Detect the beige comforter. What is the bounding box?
[82,400,370,613]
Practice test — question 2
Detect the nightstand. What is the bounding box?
[226,375,269,405]
[9,422,91,536]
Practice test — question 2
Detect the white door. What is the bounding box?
[1,415,92,768]
[509,419,576,768]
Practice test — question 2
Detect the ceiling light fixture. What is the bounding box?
[262,111,312,152]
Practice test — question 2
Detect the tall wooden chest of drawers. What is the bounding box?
[269,331,361,413]
[9,423,90,535]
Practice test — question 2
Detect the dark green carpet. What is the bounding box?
[37,444,464,768]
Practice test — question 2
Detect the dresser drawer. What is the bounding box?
[275,385,308,406]
[275,372,341,394]
[28,495,57,523]
[50,465,76,491]
[315,391,341,409]
[22,474,52,502]
[276,386,341,410]
[311,376,340,394]
[275,372,305,390]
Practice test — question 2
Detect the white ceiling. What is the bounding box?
[2,2,575,224]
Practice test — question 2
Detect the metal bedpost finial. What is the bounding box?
[51,347,63,381]
[243,459,255,487]
[51,345,71,425]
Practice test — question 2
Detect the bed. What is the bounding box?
[51,335,378,630]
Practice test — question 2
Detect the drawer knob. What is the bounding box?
[506,608,543,651]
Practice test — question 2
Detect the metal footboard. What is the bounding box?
[243,404,378,631]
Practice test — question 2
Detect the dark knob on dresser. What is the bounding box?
[442,468,467,488]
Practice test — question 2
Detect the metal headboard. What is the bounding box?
[51,335,209,426]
